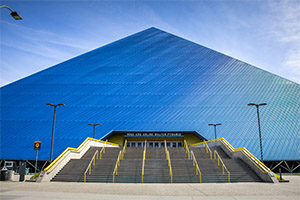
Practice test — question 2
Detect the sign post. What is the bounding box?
[34,141,41,174]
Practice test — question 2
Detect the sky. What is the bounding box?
[1,0,300,87]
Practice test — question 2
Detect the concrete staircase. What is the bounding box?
[169,148,201,183]
[143,148,170,183]
[113,148,143,183]
[52,145,263,183]
[51,147,121,182]
[191,146,263,183]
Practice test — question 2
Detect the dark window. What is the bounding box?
[172,142,177,148]
[155,142,159,147]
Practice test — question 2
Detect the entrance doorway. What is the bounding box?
[127,141,183,148]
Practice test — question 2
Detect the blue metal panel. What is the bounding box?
[1,27,299,161]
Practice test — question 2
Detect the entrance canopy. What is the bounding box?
[102,131,207,147]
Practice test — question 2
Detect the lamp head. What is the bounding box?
[88,123,101,126]
[11,11,22,20]
[259,103,267,106]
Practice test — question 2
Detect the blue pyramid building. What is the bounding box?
[1,28,299,165]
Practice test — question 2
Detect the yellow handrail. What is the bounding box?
[141,140,147,183]
[164,140,167,153]
[190,138,271,172]
[190,138,279,180]
[122,140,127,159]
[166,150,173,183]
[44,137,119,173]
[112,150,122,183]
[84,150,99,182]
[164,141,172,183]
[123,140,127,153]
[203,141,212,159]
[99,146,105,159]
[214,150,230,183]
[216,138,274,175]
[184,140,191,160]
[190,150,202,183]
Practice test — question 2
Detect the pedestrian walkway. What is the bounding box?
[0,176,299,200]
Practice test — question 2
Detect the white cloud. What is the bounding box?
[267,0,300,83]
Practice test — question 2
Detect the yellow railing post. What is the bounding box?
[200,171,202,183]
[165,140,168,155]
[112,150,122,183]
[203,141,212,160]
[184,140,191,160]
[191,150,202,184]
[123,140,127,153]
[142,140,147,183]
[164,144,172,184]
[121,140,127,160]
[83,150,99,182]
[191,138,274,182]
[214,150,230,183]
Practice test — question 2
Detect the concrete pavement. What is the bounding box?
[1,175,299,200]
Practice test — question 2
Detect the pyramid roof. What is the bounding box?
[1,27,299,161]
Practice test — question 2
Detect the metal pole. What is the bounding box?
[50,106,57,162]
[93,125,95,138]
[35,150,38,174]
[279,168,282,180]
[256,105,264,162]
[214,125,217,139]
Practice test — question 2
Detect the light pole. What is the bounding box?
[46,103,65,162]
[208,123,222,139]
[0,5,22,20]
[88,123,101,138]
[247,103,267,162]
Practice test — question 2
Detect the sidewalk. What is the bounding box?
[1,176,299,200]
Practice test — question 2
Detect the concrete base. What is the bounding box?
[0,175,299,200]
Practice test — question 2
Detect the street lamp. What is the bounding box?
[0,5,22,20]
[88,123,101,138]
[46,103,65,162]
[208,123,222,139]
[247,103,267,162]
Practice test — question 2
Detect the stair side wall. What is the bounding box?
[197,140,276,183]
[39,140,118,182]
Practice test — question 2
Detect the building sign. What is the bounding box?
[34,141,41,150]
[125,132,183,137]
